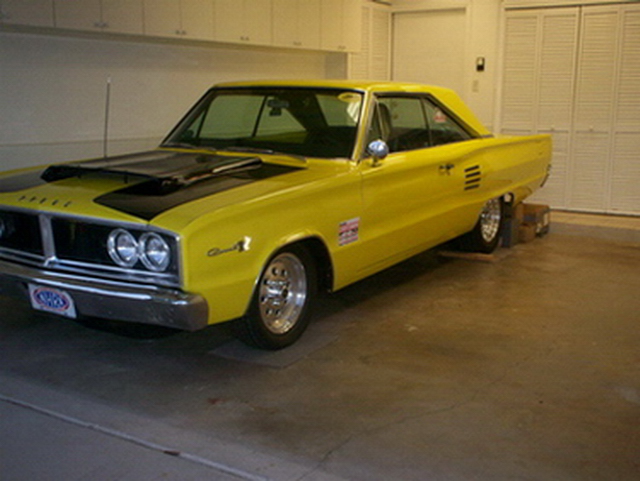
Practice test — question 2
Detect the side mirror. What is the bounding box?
[367,139,389,165]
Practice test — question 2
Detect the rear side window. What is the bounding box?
[423,99,472,146]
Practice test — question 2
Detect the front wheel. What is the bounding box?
[233,245,316,350]
[457,197,504,253]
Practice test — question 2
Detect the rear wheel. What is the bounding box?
[457,197,503,253]
[234,245,316,350]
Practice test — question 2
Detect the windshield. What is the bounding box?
[163,88,363,159]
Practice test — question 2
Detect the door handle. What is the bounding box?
[439,163,455,175]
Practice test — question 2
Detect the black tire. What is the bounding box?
[457,197,503,253]
[233,244,317,350]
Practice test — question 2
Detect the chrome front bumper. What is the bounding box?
[0,259,208,331]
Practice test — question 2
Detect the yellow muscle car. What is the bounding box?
[0,80,551,349]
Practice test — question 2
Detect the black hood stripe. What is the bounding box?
[0,150,301,221]
[95,163,299,221]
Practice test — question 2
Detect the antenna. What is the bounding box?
[103,75,111,158]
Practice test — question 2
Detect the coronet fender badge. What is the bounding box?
[207,236,252,257]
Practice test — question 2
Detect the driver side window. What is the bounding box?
[375,96,430,153]
[366,94,474,154]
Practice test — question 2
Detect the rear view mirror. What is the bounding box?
[367,140,389,165]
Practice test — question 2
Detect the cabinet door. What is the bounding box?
[322,0,360,52]
[321,0,343,51]
[144,0,181,37]
[341,0,361,52]
[181,0,214,40]
[102,0,144,35]
[298,0,320,49]
[216,0,271,45]
[0,0,54,27]
[273,0,298,47]
[214,0,244,42]
[243,0,272,45]
[55,0,102,30]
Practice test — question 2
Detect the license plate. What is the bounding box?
[28,284,77,319]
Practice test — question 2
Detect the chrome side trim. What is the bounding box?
[39,214,56,266]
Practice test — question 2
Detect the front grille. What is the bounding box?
[0,210,43,256]
[51,219,114,265]
[0,208,180,287]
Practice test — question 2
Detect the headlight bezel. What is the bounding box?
[107,228,175,273]
[139,232,172,272]
[107,228,140,268]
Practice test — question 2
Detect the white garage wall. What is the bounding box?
[0,32,342,172]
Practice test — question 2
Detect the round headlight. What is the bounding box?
[108,229,139,267]
[140,232,171,272]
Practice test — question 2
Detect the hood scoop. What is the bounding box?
[41,150,263,194]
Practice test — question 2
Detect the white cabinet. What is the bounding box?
[215,0,272,46]
[0,0,54,27]
[321,0,361,52]
[54,0,100,31]
[180,0,215,40]
[144,0,215,41]
[273,0,320,49]
[55,0,144,35]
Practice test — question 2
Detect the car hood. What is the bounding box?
[0,150,304,222]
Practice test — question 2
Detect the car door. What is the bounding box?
[356,94,473,275]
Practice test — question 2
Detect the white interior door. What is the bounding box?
[392,8,466,95]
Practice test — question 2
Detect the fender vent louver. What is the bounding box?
[464,165,481,191]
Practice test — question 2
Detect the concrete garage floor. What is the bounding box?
[1,213,639,480]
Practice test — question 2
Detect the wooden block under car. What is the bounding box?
[501,202,524,248]
[518,223,537,243]
[523,203,551,236]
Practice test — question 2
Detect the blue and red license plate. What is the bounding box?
[28,284,77,319]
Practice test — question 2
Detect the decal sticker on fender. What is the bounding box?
[208,236,252,257]
[338,218,360,246]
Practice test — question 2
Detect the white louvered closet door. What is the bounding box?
[573,6,622,211]
[611,6,640,213]
[501,8,579,209]
[502,3,640,215]
[348,4,391,81]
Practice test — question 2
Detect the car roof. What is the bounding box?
[213,79,491,136]
[216,79,436,91]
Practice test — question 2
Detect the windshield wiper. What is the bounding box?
[162,141,197,149]
[220,146,307,163]
[162,142,218,153]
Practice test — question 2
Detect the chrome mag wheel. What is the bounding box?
[480,197,502,244]
[258,252,307,335]
[234,245,317,350]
